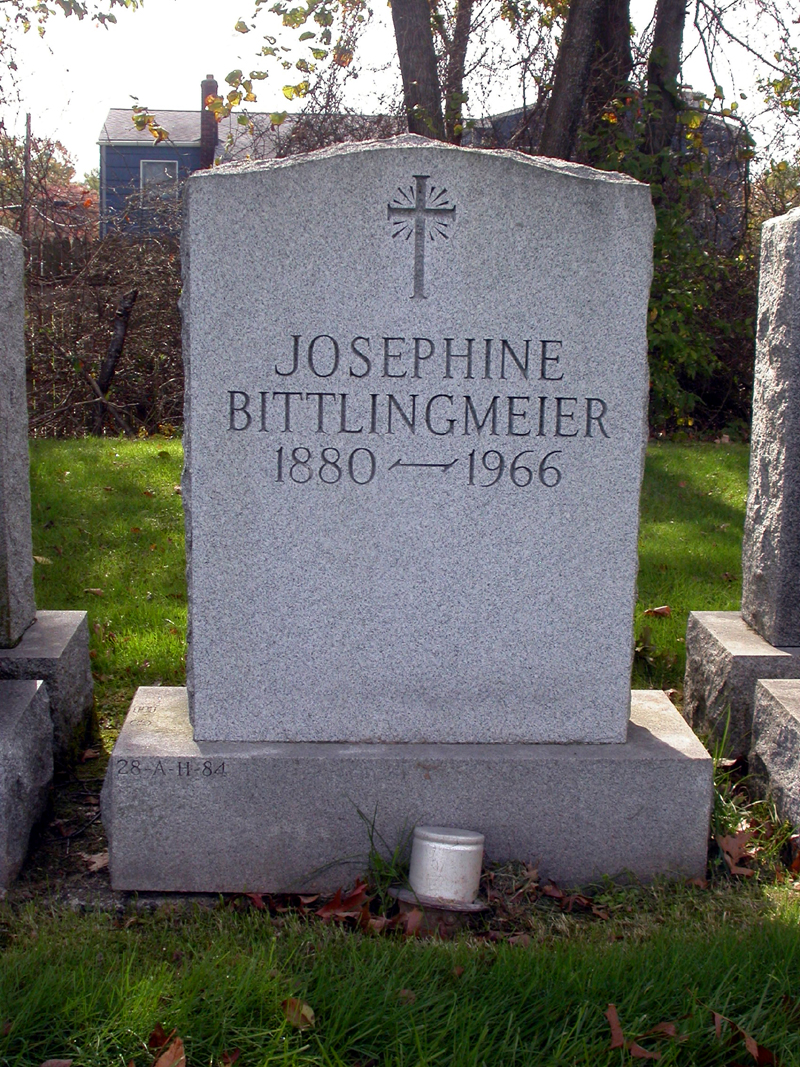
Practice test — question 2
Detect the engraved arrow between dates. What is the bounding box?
[389,458,459,473]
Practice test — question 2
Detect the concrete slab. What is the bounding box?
[750,678,800,825]
[102,686,713,893]
[683,610,800,757]
[0,679,52,892]
[0,611,93,764]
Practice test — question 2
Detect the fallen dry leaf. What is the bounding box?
[316,880,370,921]
[643,605,671,617]
[282,998,315,1029]
[397,988,416,1004]
[39,1060,73,1067]
[33,555,52,566]
[687,877,709,890]
[80,851,108,872]
[83,587,104,597]
[143,489,155,497]
[81,748,100,762]
[452,965,465,978]
[245,892,266,910]
[403,907,424,937]
[606,1004,625,1050]
[507,933,532,947]
[153,1036,186,1067]
[629,1041,661,1060]
[221,1050,241,1067]
[716,831,756,876]
[174,485,182,494]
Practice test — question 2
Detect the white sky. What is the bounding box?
[2,0,774,181]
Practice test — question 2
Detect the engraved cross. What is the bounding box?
[388,175,456,300]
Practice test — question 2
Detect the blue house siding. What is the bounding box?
[100,142,204,233]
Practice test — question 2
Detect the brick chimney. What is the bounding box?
[200,74,218,169]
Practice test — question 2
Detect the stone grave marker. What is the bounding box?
[0,226,94,891]
[0,228,35,649]
[103,137,713,892]
[684,207,800,757]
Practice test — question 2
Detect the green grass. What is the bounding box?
[11,436,794,1067]
[633,442,749,690]
[29,436,186,731]
[2,889,800,1067]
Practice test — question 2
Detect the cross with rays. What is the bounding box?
[387,175,456,300]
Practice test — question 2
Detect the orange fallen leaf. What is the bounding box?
[80,851,109,872]
[716,831,756,876]
[143,490,155,497]
[154,1036,186,1067]
[629,1041,661,1060]
[606,1004,625,1049]
[282,998,315,1029]
[403,907,424,937]
[148,1024,173,1050]
[643,605,671,617]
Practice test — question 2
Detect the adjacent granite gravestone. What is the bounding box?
[0,680,52,892]
[0,227,94,889]
[0,225,93,770]
[103,137,713,891]
[0,229,35,648]
[684,208,800,757]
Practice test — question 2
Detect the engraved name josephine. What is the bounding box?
[226,333,610,488]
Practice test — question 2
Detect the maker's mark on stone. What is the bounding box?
[387,174,456,300]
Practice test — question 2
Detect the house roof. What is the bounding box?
[98,108,294,159]
[99,109,208,145]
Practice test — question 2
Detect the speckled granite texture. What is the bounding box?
[102,687,711,892]
[0,228,34,648]
[182,136,654,743]
[683,611,800,757]
[0,680,52,891]
[751,678,800,825]
[742,208,800,646]
[0,611,93,763]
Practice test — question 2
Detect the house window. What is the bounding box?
[140,159,179,195]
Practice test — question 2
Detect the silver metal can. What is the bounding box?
[408,825,485,904]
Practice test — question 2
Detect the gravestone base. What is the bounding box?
[750,679,800,825]
[683,611,800,758]
[0,680,53,892]
[102,687,713,893]
[0,611,93,765]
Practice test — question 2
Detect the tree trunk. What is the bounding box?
[644,0,688,155]
[584,0,633,130]
[91,288,138,435]
[442,0,474,143]
[539,0,607,159]
[390,0,446,140]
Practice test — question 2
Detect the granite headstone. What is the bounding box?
[742,207,800,645]
[683,207,800,756]
[183,137,652,744]
[0,229,35,648]
[103,137,714,892]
